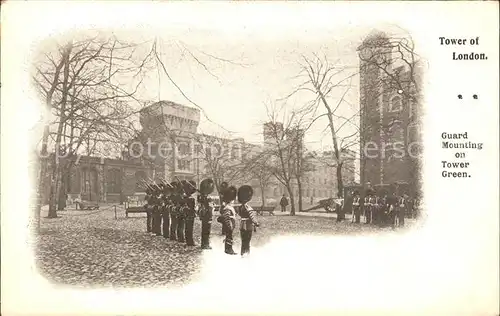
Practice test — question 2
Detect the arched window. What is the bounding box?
[388,120,404,141]
[389,95,403,112]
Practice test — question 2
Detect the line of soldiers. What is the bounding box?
[348,184,421,228]
[141,178,259,256]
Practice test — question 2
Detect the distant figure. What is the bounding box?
[351,191,361,223]
[310,196,313,204]
[280,194,289,213]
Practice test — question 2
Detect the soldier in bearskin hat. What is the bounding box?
[144,188,153,233]
[351,191,361,223]
[183,180,198,247]
[219,185,238,255]
[169,181,180,241]
[197,178,216,250]
[161,183,173,239]
[152,184,163,236]
[218,181,229,235]
[176,180,188,243]
[237,185,259,257]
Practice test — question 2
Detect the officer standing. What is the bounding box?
[237,185,259,257]
[169,182,179,241]
[161,184,171,239]
[397,194,407,228]
[352,191,361,223]
[219,182,229,236]
[152,186,163,236]
[184,180,197,246]
[198,178,215,250]
[385,184,399,228]
[176,182,187,243]
[220,185,238,255]
[144,188,153,233]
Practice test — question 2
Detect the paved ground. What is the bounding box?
[34,204,415,288]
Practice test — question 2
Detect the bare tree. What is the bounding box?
[259,102,309,215]
[32,31,248,223]
[282,31,422,198]
[32,33,152,219]
[245,151,274,208]
[282,53,358,198]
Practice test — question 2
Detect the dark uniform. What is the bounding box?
[396,195,406,227]
[371,196,381,225]
[176,199,186,243]
[152,193,163,236]
[161,191,170,239]
[363,195,371,224]
[385,193,398,228]
[218,182,229,235]
[220,201,227,235]
[219,185,238,255]
[145,192,152,233]
[184,197,196,246]
[198,195,214,249]
[221,203,237,254]
[352,194,361,223]
[169,201,178,241]
[238,203,259,256]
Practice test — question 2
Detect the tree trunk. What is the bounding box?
[297,177,303,212]
[47,44,72,218]
[260,184,266,208]
[35,124,51,229]
[287,184,296,215]
[336,163,344,198]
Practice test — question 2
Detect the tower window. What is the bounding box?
[389,95,403,112]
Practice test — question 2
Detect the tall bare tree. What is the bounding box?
[282,31,422,198]
[259,102,309,215]
[32,31,248,223]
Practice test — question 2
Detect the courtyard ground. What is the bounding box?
[34,204,416,288]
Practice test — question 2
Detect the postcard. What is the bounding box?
[1,1,498,315]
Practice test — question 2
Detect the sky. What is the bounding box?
[121,25,377,152]
[31,17,411,160]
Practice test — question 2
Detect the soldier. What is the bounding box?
[237,185,259,257]
[351,191,361,223]
[220,185,238,255]
[366,193,378,224]
[176,180,187,243]
[219,182,229,236]
[396,194,407,228]
[412,195,420,219]
[183,180,198,247]
[161,184,172,239]
[144,188,153,233]
[363,193,372,224]
[198,178,216,250]
[371,193,382,225]
[169,181,180,241]
[152,185,163,236]
[385,185,399,228]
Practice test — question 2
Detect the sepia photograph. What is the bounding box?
[2,2,498,316]
[29,23,425,287]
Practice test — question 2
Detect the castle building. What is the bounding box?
[42,100,356,205]
[358,31,423,195]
